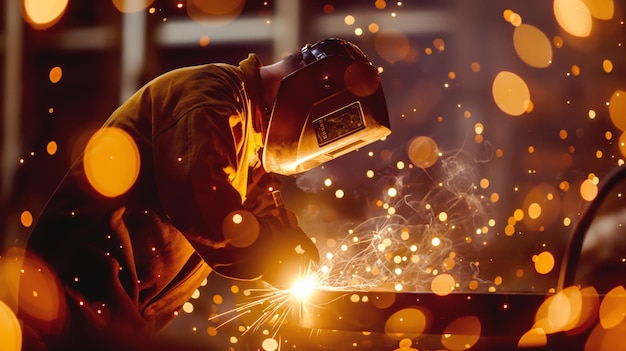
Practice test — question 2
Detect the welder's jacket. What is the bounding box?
[24,54,285,348]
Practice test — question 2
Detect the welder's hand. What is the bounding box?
[262,220,320,290]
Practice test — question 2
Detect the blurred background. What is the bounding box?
[0,0,625,350]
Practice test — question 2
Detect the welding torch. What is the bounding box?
[271,190,292,227]
[271,189,319,261]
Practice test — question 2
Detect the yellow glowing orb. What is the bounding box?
[599,285,626,329]
[262,338,279,351]
[492,71,530,116]
[46,141,58,155]
[48,66,62,84]
[513,24,553,68]
[603,59,613,73]
[83,127,140,198]
[384,307,428,339]
[222,210,260,248]
[431,273,456,296]
[406,136,439,168]
[20,211,33,228]
[18,253,65,326]
[23,0,68,29]
[0,300,21,351]
[290,278,316,299]
[534,251,555,274]
[518,328,547,348]
[609,90,626,131]
[441,316,481,351]
[581,0,614,19]
[111,0,154,13]
[553,0,592,37]
[580,179,598,202]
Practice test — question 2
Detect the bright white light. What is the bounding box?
[290,278,316,299]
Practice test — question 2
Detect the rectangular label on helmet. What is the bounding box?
[313,101,365,146]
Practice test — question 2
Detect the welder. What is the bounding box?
[19,38,390,350]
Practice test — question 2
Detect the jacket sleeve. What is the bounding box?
[152,102,269,278]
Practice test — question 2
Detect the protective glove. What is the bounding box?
[260,205,320,289]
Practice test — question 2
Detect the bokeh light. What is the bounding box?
[406,136,439,168]
[581,0,614,19]
[492,71,531,116]
[430,273,455,296]
[186,0,245,26]
[513,24,553,68]
[553,0,592,37]
[384,307,429,339]
[518,328,547,348]
[533,251,555,275]
[46,141,58,155]
[112,0,154,13]
[262,338,279,351]
[222,210,260,248]
[609,90,626,131]
[83,127,140,198]
[22,0,68,29]
[20,210,33,228]
[17,252,66,330]
[580,179,598,202]
[375,29,411,63]
[49,67,62,84]
[0,300,21,351]
[441,316,481,351]
[344,62,381,97]
[598,285,626,329]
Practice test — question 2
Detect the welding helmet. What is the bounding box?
[262,38,391,175]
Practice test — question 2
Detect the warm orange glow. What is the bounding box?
[580,179,598,202]
[262,338,279,351]
[567,286,599,335]
[406,136,439,168]
[0,300,21,351]
[344,62,380,97]
[384,307,428,339]
[518,327,547,348]
[598,285,626,329]
[431,273,455,296]
[22,0,68,29]
[513,24,553,68]
[553,0,592,37]
[492,71,530,116]
[83,127,140,198]
[527,202,542,219]
[534,251,555,275]
[20,211,33,228]
[18,253,66,329]
[533,286,583,335]
[581,0,614,19]
[46,141,58,155]
[222,210,260,248]
[49,67,62,83]
[375,29,411,64]
[112,0,154,13]
[609,90,626,131]
[522,184,561,230]
[441,316,481,351]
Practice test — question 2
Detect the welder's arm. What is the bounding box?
[152,107,317,284]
